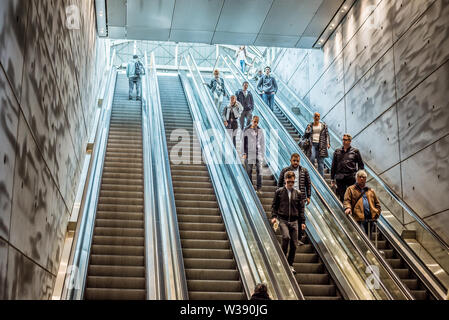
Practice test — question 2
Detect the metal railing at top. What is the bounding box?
[220,54,415,300]
[183,52,303,300]
[62,51,118,300]
[146,52,189,300]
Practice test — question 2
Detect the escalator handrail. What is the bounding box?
[184,53,303,300]
[62,53,118,300]
[142,53,160,299]
[147,53,189,300]
[222,55,414,300]
[179,69,256,299]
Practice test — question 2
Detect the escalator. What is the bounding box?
[84,74,146,300]
[158,75,246,300]
[250,71,434,300]
[250,171,342,300]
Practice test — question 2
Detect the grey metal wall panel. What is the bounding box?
[391,0,435,41]
[287,55,311,102]
[5,244,55,299]
[0,68,19,241]
[322,99,346,137]
[10,114,70,276]
[308,48,325,89]
[369,164,404,224]
[274,49,308,84]
[401,134,449,219]
[170,30,214,44]
[212,32,257,46]
[323,22,344,71]
[423,211,449,250]
[345,49,396,136]
[127,0,175,29]
[255,34,299,48]
[309,52,344,116]
[259,0,322,36]
[108,26,127,39]
[172,0,224,31]
[398,60,449,161]
[106,0,127,26]
[0,0,29,100]
[216,0,273,33]
[352,106,400,174]
[343,0,393,92]
[0,239,6,299]
[341,0,382,48]
[394,0,449,100]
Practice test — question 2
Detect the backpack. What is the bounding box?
[135,61,144,76]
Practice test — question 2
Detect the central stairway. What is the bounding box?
[85,74,146,300]
[158,75,245,300]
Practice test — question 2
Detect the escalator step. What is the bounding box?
[188,280,242,292]
[87,276,145,289]
[300,284,336,297]
[186,269,240,281]
[85,288,145,300]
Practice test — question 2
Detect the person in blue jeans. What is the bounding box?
[303,112,330,177]
[257,66,278,111]
[236,46,248,74]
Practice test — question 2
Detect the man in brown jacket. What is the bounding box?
[343,170,381,234]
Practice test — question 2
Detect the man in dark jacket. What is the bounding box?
[278,153,311,244]
[271,171,305,274]
[236,81,254,130]
[331,134,365,202]
[257,66,278,111]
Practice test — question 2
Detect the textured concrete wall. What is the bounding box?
[0,0,107,299]
[273,0,449,245]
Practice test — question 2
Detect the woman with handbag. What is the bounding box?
[302,112,330,177]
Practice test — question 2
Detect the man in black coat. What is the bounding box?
[331,133,365,202]
[235,81,254,130]
[278,153,311,244]
[271,171,305,274]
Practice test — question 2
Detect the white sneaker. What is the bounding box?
[290,266,297,274]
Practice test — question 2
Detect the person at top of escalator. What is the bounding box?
[222,95,243,148]
[235,46,248,75]
[242,116,265,195]
[204,69,227,111]
[126,54,145,101]
[343,170,381,234]
[271,171,305,274]
[257,66,278,111]
[302,112,330,178]
[331,133,365,202]
[235,81,254,130]
[278,153,311,245]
